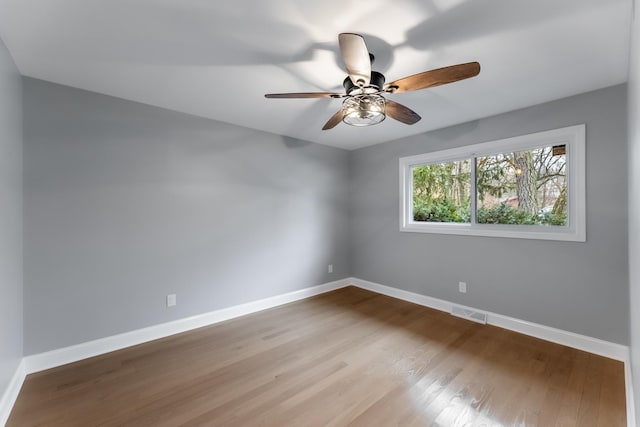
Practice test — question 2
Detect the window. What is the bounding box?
[399,125,585,241]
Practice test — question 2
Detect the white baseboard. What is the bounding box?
[18,276,630,369]
[349,277,628,361]
[5,276,634,426]
[350,277,636,427]
[0,359,26,427]
[626,354,637,427]
[24,278,351,374]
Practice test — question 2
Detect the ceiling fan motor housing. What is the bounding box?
[343,71,386,94]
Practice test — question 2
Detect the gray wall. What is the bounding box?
[17,72,632,357]
[628,2,640,422]
[23,78,350,355]
[350,85,629,344]
[0,37,23,395]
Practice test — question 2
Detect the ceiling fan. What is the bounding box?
[265,33,480,130]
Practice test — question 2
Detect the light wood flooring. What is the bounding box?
[8,286,626,426]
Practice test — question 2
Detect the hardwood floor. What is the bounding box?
[8,286,626,426]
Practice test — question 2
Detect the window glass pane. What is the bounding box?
[412,160,471,223]
[476,146,567,226]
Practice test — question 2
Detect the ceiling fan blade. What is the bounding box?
[338,33,371,87]
[385,99,421,125]
[385,62,480,93]
[265,92,344,99]
[322,109,345,130]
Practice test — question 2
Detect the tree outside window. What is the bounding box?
[412,146,567,226]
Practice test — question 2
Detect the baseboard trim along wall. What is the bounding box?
[350,277,628,361]
[0,360,26,427]
[351,277,635,427]
[625,356,637,427]
[23,278,352,374]
[2,277,634,426]
[20,277,631,368]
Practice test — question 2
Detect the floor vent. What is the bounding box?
[451,305,488,324]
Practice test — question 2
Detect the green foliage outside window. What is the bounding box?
[412,146,567,226]
[412,160,470,223]
[413,198,470,223]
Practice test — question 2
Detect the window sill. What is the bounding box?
[400,221,585,242]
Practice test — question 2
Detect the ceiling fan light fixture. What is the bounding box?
[264,33,480,130]
[342,94,386,127]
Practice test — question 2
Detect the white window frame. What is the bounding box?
[399,124,586,241]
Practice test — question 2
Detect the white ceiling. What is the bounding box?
[0,0,632,150]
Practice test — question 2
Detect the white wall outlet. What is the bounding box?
[167,294,177,307]
[328,264,333,273]
[458,282,467,293]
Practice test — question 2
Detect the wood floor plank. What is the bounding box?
[596,357,627,426]
[7,286,626,426]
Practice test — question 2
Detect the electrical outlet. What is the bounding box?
[328,264,333,273]
[458,282,467,293]
[167,294,177,307]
